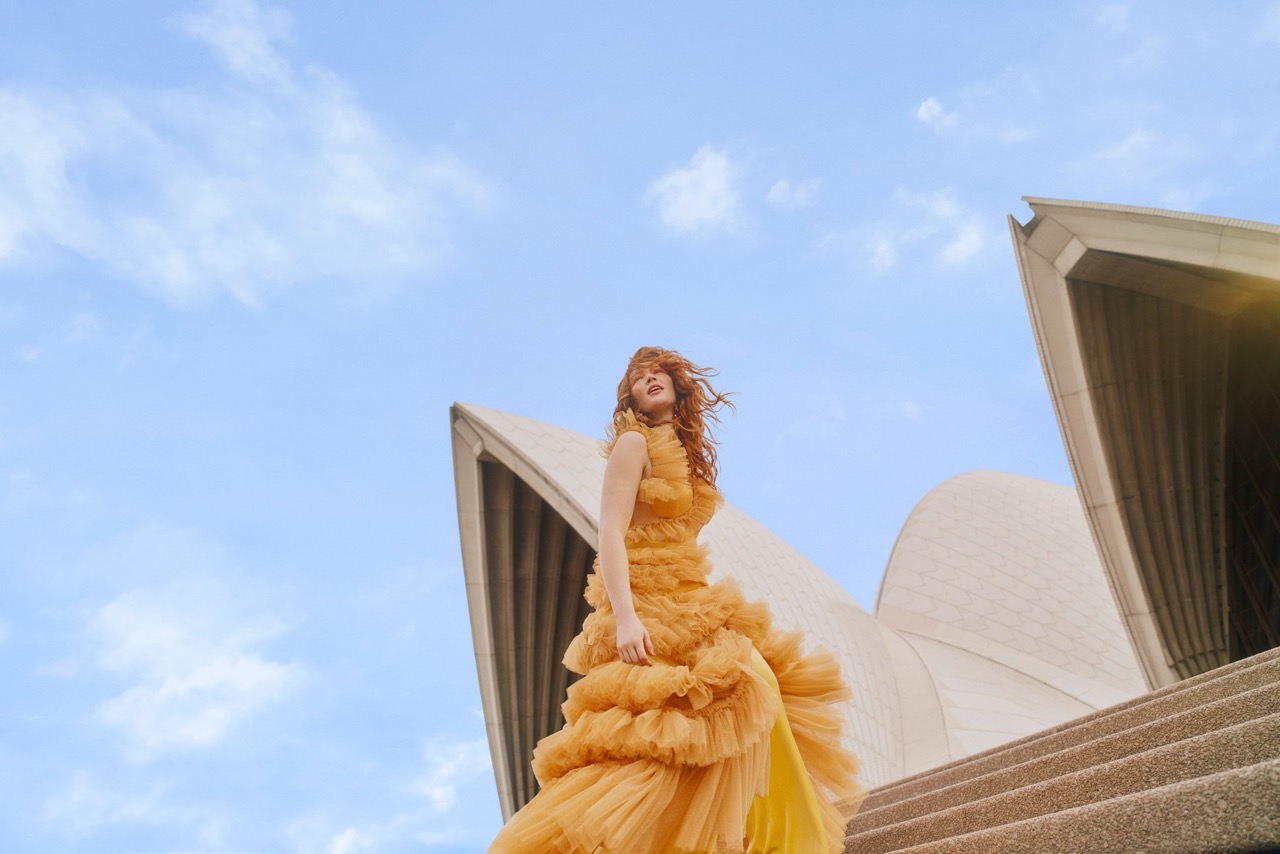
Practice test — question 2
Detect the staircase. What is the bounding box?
[843,647,1280,853]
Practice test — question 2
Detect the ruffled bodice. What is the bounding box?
[604,410,721,545]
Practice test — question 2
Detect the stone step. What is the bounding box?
[852,679,1280,832]
[894,756,1280,854]
[861,646,1280,813]
[843,711,1280,853]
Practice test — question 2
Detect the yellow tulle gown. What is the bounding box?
[490,413,864,853]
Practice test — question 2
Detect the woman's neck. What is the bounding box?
[643,406,675,425]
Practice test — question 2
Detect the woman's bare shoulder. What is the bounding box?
[608,430,649,469]
[611,430,648,452]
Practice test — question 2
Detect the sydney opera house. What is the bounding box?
[453,198,1279,851]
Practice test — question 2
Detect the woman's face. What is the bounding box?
[630,364,676,420]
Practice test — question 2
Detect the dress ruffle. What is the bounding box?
[491,413,863,853]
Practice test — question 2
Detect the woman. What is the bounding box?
[491,347,863,853]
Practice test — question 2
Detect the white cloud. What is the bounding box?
[415,738,492,811]
[0,91,84,261]
[0,0,492,308]
[287,816,386,853]
[920,193,985,265]
[41,769,231,844]
[181,0,295,87]
[1094,3,1167,69]
[824,189,988,274]
[1158,182,1217,212]
[92,592,304,760]
[329,827,370,854]
[916,97,958,131]
[75,524,305,760]
[1083,128,1193,188]
[766,178,820,210]
[1264,3,1280,44]
[868,236,895,272]
[645,145,743,235]
[42,770,168,840]
[914,70,1037,143]
[279,734,497,852]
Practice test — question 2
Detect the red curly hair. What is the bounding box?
[609,346,734,486]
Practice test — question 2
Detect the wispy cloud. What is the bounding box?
[766,178,820,210]
[1078,128,1197,199]
[1095,1,1172,71]
[926,193,986,265]
[915,97,958,131]
[913,70,1037,143]
[415,738,492,811]
[43,770,169,840]
[75,523,305,761]
[823,189,988,274]
[182,0,295,86]
[0,0,492,308]
[282,734,495,851]
[328,827,370,854]
[92,592,303,760]
[645,145,743,235]
[1260,2,1280,44]
[42,768,220,839]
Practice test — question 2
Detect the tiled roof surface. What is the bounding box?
[877,470,1147,717]
[901,632,1095,758]
[458,402,606,529]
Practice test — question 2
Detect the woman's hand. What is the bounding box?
[615,611,654,665]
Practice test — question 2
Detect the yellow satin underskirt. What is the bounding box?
[743,649,825,854]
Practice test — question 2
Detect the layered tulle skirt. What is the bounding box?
[490,539,862,853]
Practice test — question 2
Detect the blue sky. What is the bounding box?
[1,1,1277,850]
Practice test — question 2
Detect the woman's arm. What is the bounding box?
[599,430,654,665]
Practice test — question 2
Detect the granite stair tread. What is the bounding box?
[844,649,1280,853]
[893,756,1280,854]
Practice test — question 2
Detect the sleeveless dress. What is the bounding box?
[490,413,863,853]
